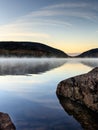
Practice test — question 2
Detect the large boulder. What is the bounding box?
[56,67,98,112]
[0,112,15,130]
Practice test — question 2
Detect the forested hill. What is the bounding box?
[0,41,68,57]
[76,48,98,58]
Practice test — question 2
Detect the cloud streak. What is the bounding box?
[0,0,98,42]
[44,2,89,9]
[0,32,50,38]
[45,2,97,20]
[0,21,51,39]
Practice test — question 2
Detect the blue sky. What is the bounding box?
[0,0,98,54]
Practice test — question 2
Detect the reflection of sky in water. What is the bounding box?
[0,58,97,130]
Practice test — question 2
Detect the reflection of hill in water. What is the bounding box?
[57,96,98,130]
[80,59,98,67]
[0,58,66,75]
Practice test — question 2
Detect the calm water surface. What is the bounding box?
[0,58,98,130]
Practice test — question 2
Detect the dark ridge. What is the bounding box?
[0,41,68,57]
[76,48,98,58]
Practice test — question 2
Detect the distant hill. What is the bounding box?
[76,48,98,58]
[0,41,68,57]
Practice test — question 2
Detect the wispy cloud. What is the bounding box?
[44,2,89,9]
[0,22,51,39]
[15,18,72,28]
[28,1,98,21]
[0,32,50,38]
[0,1,98,41]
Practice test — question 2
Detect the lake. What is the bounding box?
[0,58,98,130]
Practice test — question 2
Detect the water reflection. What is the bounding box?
[80,59,98,67]
[0,58,66,75]
[66,58,98,68]
[0,58,98,130]
[57,96,98,130]
[0,58,98,75]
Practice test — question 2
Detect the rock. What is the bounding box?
[0,112,16,130]
[57,96,98,130]
[56,67,98,112]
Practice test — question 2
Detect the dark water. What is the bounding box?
[0,58,98,130]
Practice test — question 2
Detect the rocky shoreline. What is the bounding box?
[56,67,98,113]
[0,112,15,130]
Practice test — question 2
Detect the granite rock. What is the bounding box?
[56,67,98,112]
[0,112,15,130]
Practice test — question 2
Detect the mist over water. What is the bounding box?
[0,57,66,75]
[0,58,98,75]
[0,58,98,130]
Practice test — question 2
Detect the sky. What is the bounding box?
[0,0,98,55]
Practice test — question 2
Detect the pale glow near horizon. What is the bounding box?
[0,0,98,53]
